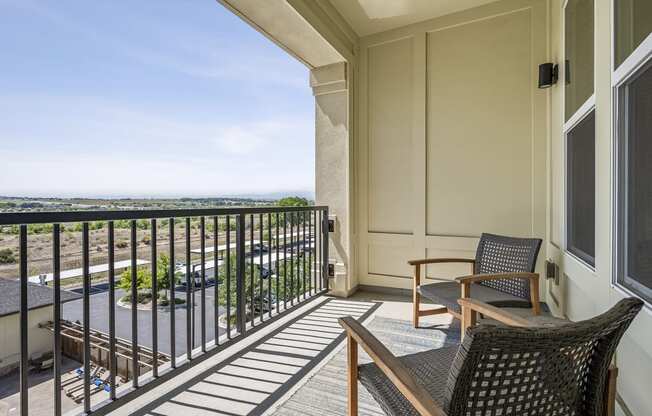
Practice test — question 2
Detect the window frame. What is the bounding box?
[611,14,652,304]
[562,0,596,269]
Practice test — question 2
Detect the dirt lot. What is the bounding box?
[0,224,237,285]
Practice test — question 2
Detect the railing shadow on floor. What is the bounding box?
[128,298,381,416]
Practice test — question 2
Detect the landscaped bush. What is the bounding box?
[159,297,185,306]
[0,248,16,264]
[121,291,153,304]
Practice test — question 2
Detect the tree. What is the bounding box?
[216,253,314,317]
[278,196,309,207]
[118,267,152,293]
[155,254,180,297]
[216,253,257,312]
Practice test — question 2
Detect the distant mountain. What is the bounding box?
[0,191,315,201]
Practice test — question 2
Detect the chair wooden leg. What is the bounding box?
[605,365,618,416]
[530,275,541,315]
[461,305,477,341]
[413,265,421,328]
[413,291,420,328]
[347,334,358,416]
[460,282,472,339]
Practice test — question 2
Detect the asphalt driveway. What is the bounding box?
[63,284,227,356]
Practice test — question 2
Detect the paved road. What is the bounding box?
[63,284,227,357]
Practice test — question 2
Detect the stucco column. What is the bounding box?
[311,62,351,297]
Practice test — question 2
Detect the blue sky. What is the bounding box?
[0,0,314,198]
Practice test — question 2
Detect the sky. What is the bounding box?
[0,0,315,198]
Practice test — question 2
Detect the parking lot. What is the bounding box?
[63,283,227,356]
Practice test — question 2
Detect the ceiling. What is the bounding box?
[328,0,501,37]
[219,0,344,68]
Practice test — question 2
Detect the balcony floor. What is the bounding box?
[107,291,457,416]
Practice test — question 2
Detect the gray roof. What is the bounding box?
[0,278,82,317]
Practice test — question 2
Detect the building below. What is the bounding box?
[0,279,81,376]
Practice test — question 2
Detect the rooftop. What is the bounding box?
[0,279,82,317]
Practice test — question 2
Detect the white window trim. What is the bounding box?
[612,33,652,87]
[563,94,596,133]
[611,15,652,305]
[562,0,596,270]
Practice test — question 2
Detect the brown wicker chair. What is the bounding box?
[340,297,643,416]
[410,233,543,328]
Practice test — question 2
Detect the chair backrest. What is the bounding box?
[444,297,644,416]
[474,233,542,300]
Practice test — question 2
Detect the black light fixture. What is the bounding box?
[538,63,559,88]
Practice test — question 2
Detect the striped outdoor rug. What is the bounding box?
[133,298,380,416]
[270,316,461,416]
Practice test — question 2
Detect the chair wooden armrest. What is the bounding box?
[454,272,538,284]
[458,298,535,328]
[339,316,446,416]
[408,258,475,266]
[454,272,541,315]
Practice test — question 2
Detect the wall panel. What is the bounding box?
[426,10,534,237]
[367,37,414,234]
[357,0,548,289]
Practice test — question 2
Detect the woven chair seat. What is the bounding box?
[418,281,543,315]
[358,346,458,416]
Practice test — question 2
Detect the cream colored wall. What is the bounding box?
[548,1,652,414]
[286,1,359,296]
[312,62,353,296]
[0,308,53,375]
[355,0,549,290]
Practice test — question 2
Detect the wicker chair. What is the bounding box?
[410,233,543,328]
[340,297,643,416]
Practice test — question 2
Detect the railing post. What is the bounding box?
[322,208,330,290]
[19,225,28,416]
[236,214,247,335]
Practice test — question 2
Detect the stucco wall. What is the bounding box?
[312,62,353,296]
[0,307,53,376]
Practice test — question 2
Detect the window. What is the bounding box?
[615,0,652,69]
[614,15,652,303]
[564,0,594,121]
[566,111,596,266]
[564,0,595,266]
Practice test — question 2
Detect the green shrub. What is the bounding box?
[0,248,16,264]
[159,297,185,306]
[121,291,153,304]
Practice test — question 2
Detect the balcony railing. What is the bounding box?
[0,205,329,416]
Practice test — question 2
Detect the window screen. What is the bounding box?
[566,110,595,266]
[615,0,652,69]
[617,62,652,303]
[564,0,594,121]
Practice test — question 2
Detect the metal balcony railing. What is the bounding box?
[0,205,329,415]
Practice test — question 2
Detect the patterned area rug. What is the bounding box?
[271,316,461,416]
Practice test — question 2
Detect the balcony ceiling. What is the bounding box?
[327,0,501,36]
[219,0,344,68]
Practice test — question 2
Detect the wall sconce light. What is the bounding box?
[538,63,558,88]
